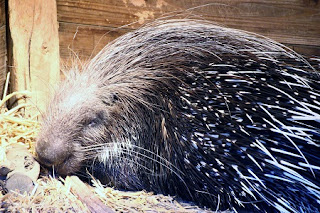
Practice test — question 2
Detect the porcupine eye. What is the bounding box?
[85,111,104,128]
[87,118,100,128]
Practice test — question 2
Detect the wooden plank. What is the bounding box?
[57,0,320,56]
[59,22,129,67]
[285,43,320,58]
[8,0,60,114]
[0,0,6,98]
[0,0,4,26]
[0,26,6,90]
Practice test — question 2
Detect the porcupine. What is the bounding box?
[36,20,320,212]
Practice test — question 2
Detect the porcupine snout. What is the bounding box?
[36,131,83,176]
[36,137,69,167]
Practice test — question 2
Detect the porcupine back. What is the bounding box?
[40,20,320,212]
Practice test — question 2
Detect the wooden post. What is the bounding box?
[8,0,60,115]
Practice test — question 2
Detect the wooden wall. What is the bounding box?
[57,0,320,66]
[0,0,6,97]
[1,0,319,99]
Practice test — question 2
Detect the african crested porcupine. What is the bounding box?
[36,20,320,212]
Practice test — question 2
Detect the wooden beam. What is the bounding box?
[8,0,60,114]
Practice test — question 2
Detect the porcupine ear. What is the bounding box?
[111,93,119,102]
[102,93,119,106]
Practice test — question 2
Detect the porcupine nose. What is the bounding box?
[36,138,69,168]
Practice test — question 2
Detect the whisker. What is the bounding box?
[82,142,185,177]
[82,143,184,178]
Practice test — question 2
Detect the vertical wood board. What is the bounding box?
[0,0,6,97]
[8,0,60,114]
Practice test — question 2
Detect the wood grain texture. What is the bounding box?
[59,22,128,67]
[0,0,4,27]
[0,0,6,97]
[66,176,115,213]
[57,0,320,57]
[8,0,60,113]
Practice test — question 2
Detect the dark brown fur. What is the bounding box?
[36,20,320,212]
